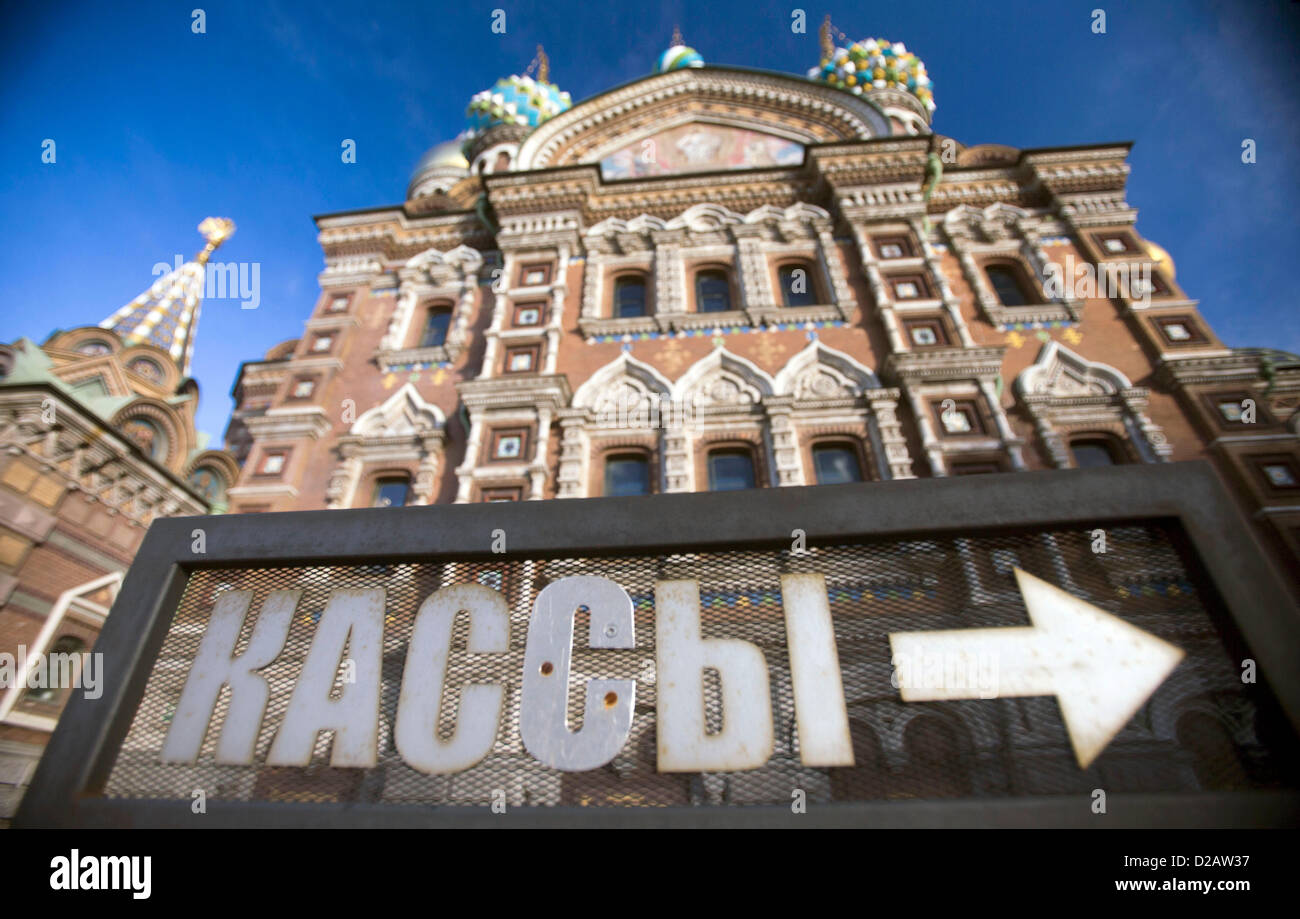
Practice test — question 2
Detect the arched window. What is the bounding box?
[494,151,511,173]
[778,262,818,307]
[189,466,226,502]
[372,476,410,508]
[1070,437,1123,468]
[122,417,167,461]
[985,264,1034,306]
[420,307,452,348]
[707,448,756,491]
[128,357,163,381]
[77,339,112,356]
[695,269,732,313]
[613,276,647,318]
[812,443,863,484]
[604,453,651,496]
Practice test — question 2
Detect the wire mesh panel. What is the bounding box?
[102,521,1298,810]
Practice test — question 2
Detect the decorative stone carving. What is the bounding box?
[1016,342,1171,466]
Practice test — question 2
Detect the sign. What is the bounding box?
[159,567,1184,776]
[17,462,1300,828]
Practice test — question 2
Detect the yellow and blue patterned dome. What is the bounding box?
[464,74,572,146]
[654,43,705,74]
[808,36,935,115]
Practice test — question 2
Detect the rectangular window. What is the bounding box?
[1263,464,1298,488]
[420,310,452,348]
[490,429,529,462]
[1209,393,1265,427]
[518,263,551,287]
[1155,316,1206,345]
[504,345,539,374]
[873,236,913,259]
[289,378,316,400]
[1254,456,1300,490]
[604,455,651,496]
[512,303,543,327]
[934,400,983,436]
[311,335,333,353]
[372,477,410,508]
[889,274,930,300]
[481,487,522,503]
[903,318,947,348]
[328,295,350,313]
[812,445,862,485]
[707,449,757,491]
[1218,400,1244,422]
[258,451,287,476]
[1096,234,1135,255]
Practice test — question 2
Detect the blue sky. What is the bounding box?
[2,0,1298,444]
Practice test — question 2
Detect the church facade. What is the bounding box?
[222,35,1300,581]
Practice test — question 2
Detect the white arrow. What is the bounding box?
[889,568,1184,769]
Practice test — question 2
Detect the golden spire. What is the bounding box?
[536,44,549,84]
[194,216,235,267]
[98,218,236,376]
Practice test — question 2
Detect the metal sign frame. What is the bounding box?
[15,461,1300,827]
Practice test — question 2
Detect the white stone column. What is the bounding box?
[816,225,854,310]
[663,422,692,492]
[325,449,363,509]
[735,231,774,312]
[867,390,915,480]
[765,398,803,486]
[529,407,553,499]
[556,410,588,498]
[904,385,945,476]
[652,231,686,318]
[455,411,484,503]
[979,379,1024,470]
[412,435,443,505]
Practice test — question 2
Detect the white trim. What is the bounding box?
[0,571,122,728]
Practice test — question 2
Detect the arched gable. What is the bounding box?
[516,67,891,173]
[1015,341,1132,399]
[672,348,775,407]
[351,383,446,437]
[775,341,880,399]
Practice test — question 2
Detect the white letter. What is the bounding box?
[655,579,773,771]
[240,262,260,309]
[520,576,636,771]
[267,589,385,767]
[395,584,509,774]
[162,590,297,764]
[781,574,853,766]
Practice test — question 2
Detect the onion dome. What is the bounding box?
[654,27,704,74]
[654,44,704,73]
[807,33,935,116]
[1144,240,1176,281]
[407,138,470,198]
[463,74,571,149]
